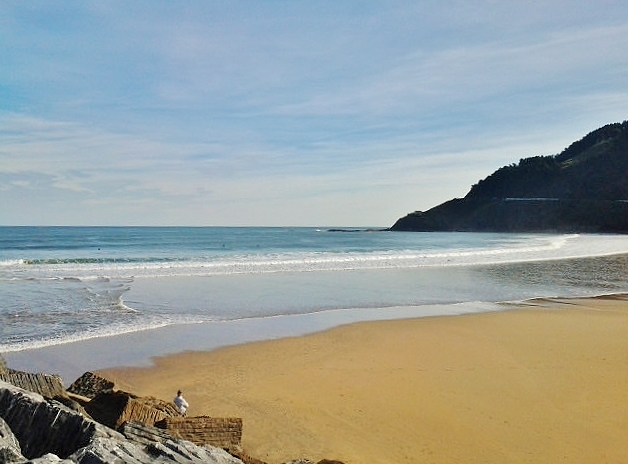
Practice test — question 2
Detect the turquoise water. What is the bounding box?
[2,227,628,353]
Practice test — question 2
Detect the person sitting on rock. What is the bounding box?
[173,390,189,416]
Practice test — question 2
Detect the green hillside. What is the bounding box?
[391,121,628,233]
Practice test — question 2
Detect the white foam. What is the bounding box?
[0,314,208,353]
[4,233,628,355]
[7,233,628,281]
[0,301,502,356]
[0,259,24,267]
[49,234,627,278]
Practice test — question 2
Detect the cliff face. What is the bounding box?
[391,121,628,233]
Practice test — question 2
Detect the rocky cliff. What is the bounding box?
[391,121,628,232]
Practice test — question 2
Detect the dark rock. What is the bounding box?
[391,120,628,233]
[391,198,628,233]
[0,380,121,460]
[0,416,25,463]
[52,395,92,418]
[0,369,67,400]
[66,372,114,399]
[85,391,178,430]
[317,460,346,464]
[0,354,7,375]
[83,390,134,429]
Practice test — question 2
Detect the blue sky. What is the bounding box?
[2,1,628,226]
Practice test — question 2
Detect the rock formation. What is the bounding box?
[0,360,344,464]
[155,416,243,452]
[119,420,176,446]
[0,369,66,399]
[67,372,114,399]
[0,380,244,464]
[71,432,244,464]
[0,380,112,460]
[84,390,179,430]
[0,416,24,463]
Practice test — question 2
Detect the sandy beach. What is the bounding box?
[98,295,628,464]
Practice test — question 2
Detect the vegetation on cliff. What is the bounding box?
[392,121,628,233]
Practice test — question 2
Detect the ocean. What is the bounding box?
[2,226,628,379]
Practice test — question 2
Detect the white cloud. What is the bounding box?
[271,21,628,119]
[1,1,627,225]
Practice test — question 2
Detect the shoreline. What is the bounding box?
[3,299,507,384]
[4,293,628,384]
[89,294,628,463]
[2,294,628,462]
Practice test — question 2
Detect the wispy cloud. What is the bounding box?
[1,1,627,225]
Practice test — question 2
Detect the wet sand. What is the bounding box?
[99,295,628,464]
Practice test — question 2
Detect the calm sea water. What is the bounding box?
[2,226,628,354]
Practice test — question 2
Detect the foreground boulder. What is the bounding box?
[0,380,119,460]
[70,434,243,464]
[0,416,24,463]
[85,390,179,429]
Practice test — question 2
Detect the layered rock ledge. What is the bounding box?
[0,354,343,464]
[0,379,243,464]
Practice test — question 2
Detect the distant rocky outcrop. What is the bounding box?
[391,121,628,232]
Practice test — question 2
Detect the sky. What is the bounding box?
[1,1,628,227]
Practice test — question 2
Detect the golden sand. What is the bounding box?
[99,296,628,464]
